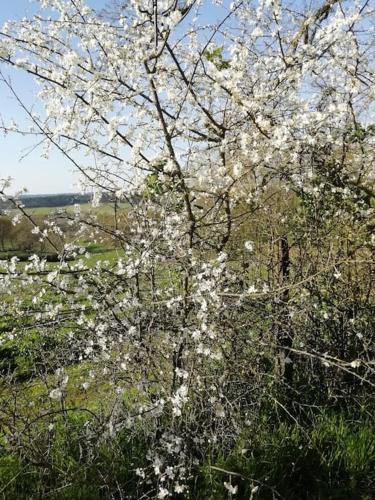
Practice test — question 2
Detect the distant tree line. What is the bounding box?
[0,193,92,210]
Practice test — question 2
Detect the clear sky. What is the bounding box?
[0,0,107,194]
[0,0,226,195]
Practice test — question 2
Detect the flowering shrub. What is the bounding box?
[0,1,374,497]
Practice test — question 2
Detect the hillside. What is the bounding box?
[0,193,93,210]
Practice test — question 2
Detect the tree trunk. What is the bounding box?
[276,235,294,385]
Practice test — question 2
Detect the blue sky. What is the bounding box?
[0,0,107,194]
[0,0,226,194]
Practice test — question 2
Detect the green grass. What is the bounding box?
[1,203,374,498]
[0,406,374,499]
[0,413,148,500]
[23,202,129,217]
[196,409,375,499]
[82,246,123,267]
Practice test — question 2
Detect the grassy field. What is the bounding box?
[23,202,129,217]
[0,202,125,383]
[1,203,374,499]
[1,201,127,263]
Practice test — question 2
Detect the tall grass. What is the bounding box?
[1,407,374,499]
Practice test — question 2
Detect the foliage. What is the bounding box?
[0,0,374,498]
[196,408,375,499]
[1,408,374,499]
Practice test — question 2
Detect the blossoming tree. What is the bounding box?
[0,0,374,497]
